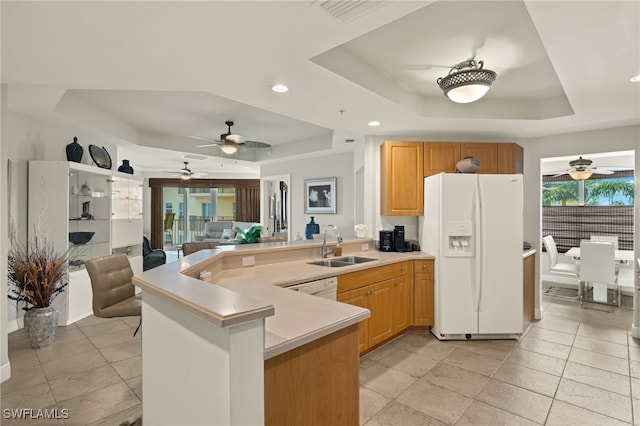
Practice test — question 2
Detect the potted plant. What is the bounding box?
[234,224,263,244]
[8,234,68,348]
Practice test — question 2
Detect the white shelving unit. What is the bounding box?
[27,161,144,325]
[111,172,144,274]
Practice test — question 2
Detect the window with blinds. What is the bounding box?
[542,171,634,253]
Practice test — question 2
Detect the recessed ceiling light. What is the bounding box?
[368,120,381,127]
[630,74,640,82]
[271,84,289,93]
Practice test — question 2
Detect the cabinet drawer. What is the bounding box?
[338,263,397,293]
[394,261,411,276]
[413,259,434,274]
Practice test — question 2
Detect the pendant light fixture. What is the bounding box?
[437,59,497,104]
[568,169,593,180]
[220,144,238,155]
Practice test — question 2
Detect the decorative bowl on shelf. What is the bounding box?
[68,231,95,245]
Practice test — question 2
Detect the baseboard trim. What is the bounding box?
[535,305,544,320]
[1,361,11,383]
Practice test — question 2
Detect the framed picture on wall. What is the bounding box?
[304,177,336,214]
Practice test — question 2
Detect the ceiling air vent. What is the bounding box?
[311,1,387,22]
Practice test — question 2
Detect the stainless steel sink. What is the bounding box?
[307,256,377,267]
[337,256,377,264]
[307,259,352,267]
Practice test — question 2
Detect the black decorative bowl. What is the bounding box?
[69,231,95,245]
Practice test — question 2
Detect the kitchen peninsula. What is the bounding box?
[133,238,433,426]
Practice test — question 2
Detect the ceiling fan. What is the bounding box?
[549,156,618,180]
[191,121,271,155]
[163,161,207,180]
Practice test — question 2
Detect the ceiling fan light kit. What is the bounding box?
[437,59,497,104]
[568,169,593,180]
[193,120,271,155]
[220,144,238,155]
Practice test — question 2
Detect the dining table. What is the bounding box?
[565,247,635,263]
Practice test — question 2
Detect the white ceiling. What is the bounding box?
[2,1,639,175]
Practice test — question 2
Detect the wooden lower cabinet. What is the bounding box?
[338,261,412,353]
[265,324,360,426]
[367,279,395,347]
[337,287,369,354]
[413,260,434,326]
[392,269,413,333]
[523,253,536,331]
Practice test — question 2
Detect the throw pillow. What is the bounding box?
[221,228,236,240]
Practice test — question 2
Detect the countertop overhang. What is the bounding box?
[133,238,434,358]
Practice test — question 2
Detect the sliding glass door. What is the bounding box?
[162,186,236,248]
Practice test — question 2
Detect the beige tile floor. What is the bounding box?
[361,295,639,425]
[2,295,639,425]
[2,315,142,426]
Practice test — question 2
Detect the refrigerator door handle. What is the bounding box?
[472,177,482,312]
[477,177,487,313]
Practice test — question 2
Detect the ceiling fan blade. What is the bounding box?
[591,168,614,175]
[196,143,221,148]
[190,135,221,142]
[241,140,271,149]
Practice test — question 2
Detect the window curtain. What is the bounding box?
[235,187,260,222]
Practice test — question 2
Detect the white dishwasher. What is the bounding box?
[286,277,337,300]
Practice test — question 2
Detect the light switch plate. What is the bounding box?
[242,256,256,267]
[361,243,369,251]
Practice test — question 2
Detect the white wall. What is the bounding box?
[1,83,11,382]
[261,152,355,240]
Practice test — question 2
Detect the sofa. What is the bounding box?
[195,221,259,243]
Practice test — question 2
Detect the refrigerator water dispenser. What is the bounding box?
[445,222,473,257]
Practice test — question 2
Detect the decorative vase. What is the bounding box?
[305,217,320,240]
[65,136,83,163]
[117,159,134,174]
[456,156,481,173]
[23,306,59,349]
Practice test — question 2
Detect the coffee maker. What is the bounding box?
[378,230,393,251]
[393,225,407,252]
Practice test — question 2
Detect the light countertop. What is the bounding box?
[133,238,434,359]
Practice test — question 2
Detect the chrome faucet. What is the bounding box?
[322,225,342,258]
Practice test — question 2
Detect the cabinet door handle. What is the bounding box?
[422,264,427,269]
[366,289,374,295]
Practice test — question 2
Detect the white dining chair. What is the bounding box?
[579,241,618,307]
[542,235,579,276]
[590,235,619,251]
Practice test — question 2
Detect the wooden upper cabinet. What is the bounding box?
[423,142,461,176]
[460,143,498,174]
[498,143,524,174]
[380,141,424,216]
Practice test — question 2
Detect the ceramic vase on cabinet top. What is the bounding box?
[305,217,320,240]
[117,159,134,174]
[456,156,481,173]
[65,136,83,163]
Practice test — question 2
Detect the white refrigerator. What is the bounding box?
[419,173,523,340]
